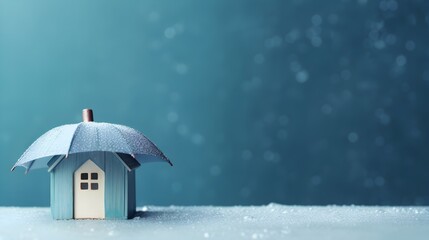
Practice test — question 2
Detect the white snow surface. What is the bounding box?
[0,204,428,240]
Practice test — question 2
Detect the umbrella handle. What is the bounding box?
[82,109,94,122]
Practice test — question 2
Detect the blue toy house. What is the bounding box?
[12,109,172,220]
[48,152,140,220]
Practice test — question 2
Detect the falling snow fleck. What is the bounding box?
[254,54,265,64]
[296,71,309,83]
[396,55,407,66]
[348,132,359,143]
[175,63,188,74]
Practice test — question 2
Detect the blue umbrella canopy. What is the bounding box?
[12,109,172,173]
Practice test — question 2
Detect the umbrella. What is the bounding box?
[12,109,172,173]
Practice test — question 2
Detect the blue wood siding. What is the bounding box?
[50,151,136,220]
[127,170,136,218]
[51,154,76,220]
[50,172,55,217]
[104,152,127,219]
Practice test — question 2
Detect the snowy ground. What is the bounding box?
[0,205,428,240]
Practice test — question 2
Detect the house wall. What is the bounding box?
[50,151,135,220]
[127,170,136,218]
[104,152,126,219]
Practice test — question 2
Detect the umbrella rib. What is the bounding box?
[66,122,83,157]
[40,126,63,161]
[115,124,171,164]
[13,133,49,169]
[12,126,62,169]
[117,125,166,157]
[111,124,134,154]
[135,153,173,166]
[25,161,34,174]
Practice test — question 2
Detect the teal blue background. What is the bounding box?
[1,0,428,206]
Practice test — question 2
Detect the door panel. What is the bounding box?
[74,160,105,219]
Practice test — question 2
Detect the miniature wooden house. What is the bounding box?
[13,109,172,220]
[48,151,140,220]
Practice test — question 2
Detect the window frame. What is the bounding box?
[80,182,89,190]
[91,172,98,180]
[81,173,88,180]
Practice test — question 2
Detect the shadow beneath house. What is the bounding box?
[132,208,208,223]
[134,210,168,218]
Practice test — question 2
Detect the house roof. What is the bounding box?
[115,152,141,170]
[47,152,140,172]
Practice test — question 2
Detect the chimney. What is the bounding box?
[82,109,94,122]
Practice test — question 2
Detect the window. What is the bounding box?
[81,173,88,180]
[91,173,98,180]
[79,172,100,191]
[81,182,88,190]
[91,183,99,190]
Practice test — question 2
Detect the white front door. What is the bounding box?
[74,160,105,219]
